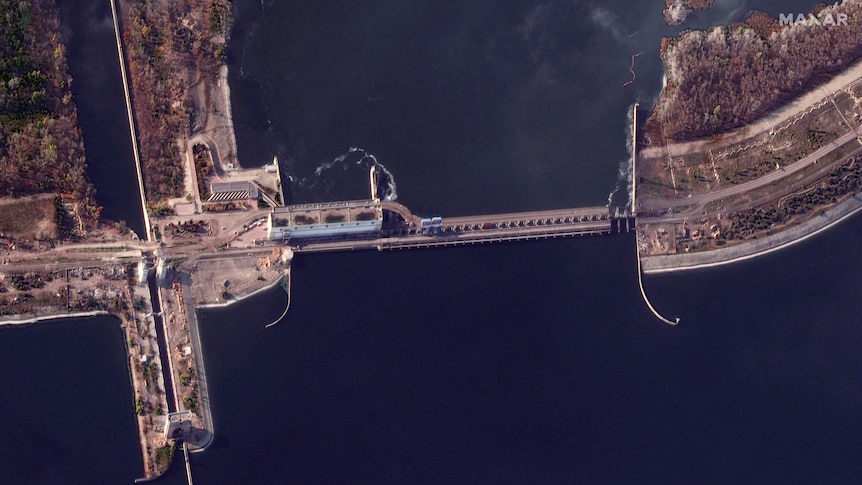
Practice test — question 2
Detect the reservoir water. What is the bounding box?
[192,0,862,482]
[4,0,862,482]
[0,317,142,483]
[192,226,862,483]
[227,0,822,214]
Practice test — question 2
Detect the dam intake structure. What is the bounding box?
[260,198,634,253]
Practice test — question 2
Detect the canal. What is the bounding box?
[57,0,146,237]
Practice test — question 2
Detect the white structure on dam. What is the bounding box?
[267,199,383,240]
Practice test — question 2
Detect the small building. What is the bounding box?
[267,199,383,241]
[136,260,148,285]
[164,410,193,441]
[155,259,167,285]
[265,157,279,173]
[207,181,260,204]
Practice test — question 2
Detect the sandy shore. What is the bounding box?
[189,64,240,170]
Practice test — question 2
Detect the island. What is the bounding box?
[663,0,715,26]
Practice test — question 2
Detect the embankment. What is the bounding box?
[641,193,862,273]
[0,310,109,327]
[109,0,152,241]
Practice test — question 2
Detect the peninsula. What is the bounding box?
[637,1,862,273]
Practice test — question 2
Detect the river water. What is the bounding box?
[4,0,862,483]
[0,317,142,483]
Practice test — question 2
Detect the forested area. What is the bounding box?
[0,0,100,224]
[647,3,862,142]
[122,0,231,203]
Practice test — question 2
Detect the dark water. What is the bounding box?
[229,0,670,212]
[192,222,862,484]
[4,0,860,483]
[0,2,147,482]
[198,0,862,482]
[228,0,822,215]
[0,317,142,483]
[57,0,146,236]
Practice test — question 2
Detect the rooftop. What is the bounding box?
[208,181,259,202]
[271,199,382,227]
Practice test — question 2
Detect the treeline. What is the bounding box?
[0,0,100,223]
[725,155,862,240]
[647,3,862,142]
[122,0,231,203]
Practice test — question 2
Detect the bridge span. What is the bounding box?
[380,201,622,231]
[289,203,631,253]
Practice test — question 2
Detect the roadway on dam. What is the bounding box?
[292,204,619,252]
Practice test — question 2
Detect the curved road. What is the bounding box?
[380,200,421,226]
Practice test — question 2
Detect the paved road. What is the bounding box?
[2,198,618,274]
[1,244,154,273]
[380,200,420,225]
[640,126,862,214]
[291,220,613,253]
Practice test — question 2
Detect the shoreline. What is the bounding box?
[179,271,215,454]
[155,262,289,454]
[0,277,173,480]
[0,310,111,327]
[216,63,239,169]
[641,193,862,274]
[642,58,862,160]
[265,266,291,328]
[195,269,286,309]
[188,63,240,173]
[0,270,278,329]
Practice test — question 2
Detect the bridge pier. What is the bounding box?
[608,207,636,234]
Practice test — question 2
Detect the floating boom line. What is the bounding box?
[631,102,679,326]
[623,51,644,88]
[636,244,680,326]
[265,270,291,329]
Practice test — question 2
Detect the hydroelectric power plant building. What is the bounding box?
[267,199,383,240]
